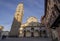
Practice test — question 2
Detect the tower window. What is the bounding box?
[54,5,60,13]
[17,14,19,16]
[58,0,60,3]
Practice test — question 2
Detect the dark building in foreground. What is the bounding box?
[41,0,60,41]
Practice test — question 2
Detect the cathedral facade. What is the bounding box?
[19,17,47,37]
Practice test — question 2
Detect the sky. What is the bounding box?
[0,0,44,31]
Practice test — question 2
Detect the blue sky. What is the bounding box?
[0,0,44,31]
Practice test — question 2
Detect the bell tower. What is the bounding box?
[9,3,24,37]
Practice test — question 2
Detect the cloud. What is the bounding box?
[3,24,11,31]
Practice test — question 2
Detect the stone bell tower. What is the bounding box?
[9,3,24,37]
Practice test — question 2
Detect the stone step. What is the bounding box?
[0,37,52,41]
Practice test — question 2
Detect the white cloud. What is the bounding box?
[3,24,11,31]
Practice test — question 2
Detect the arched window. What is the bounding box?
[35,30,39,32]
[52,11,56,17]
[58,0,60,3]
[54,5,60,13]
[53,0,60,3]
